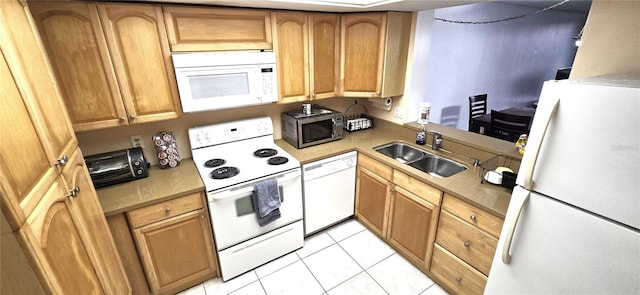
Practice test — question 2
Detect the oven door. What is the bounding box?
[298,116,337,148]
[207,169,302,250]
[175,65,265,112]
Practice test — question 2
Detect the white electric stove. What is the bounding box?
[188,117,303,281]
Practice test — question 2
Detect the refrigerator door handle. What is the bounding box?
[501,190,530,264]
[521,95,560,190]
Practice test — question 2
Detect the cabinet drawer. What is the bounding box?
[392,170,442,206]
[430,244,487,295]
[127,193,204,228]
[436,211,498,276]
[442,194,503,237]
[358,153,392,181]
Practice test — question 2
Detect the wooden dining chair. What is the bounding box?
[489,110,532,142]
[468,94,488,133]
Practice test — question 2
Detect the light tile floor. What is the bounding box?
[177,218,449,295]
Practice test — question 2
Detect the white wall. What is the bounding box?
[416,2,587,130]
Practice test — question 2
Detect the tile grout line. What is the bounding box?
[296,251,329,295]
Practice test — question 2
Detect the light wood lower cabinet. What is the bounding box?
[430,194,504,295]
[430,244,487,295]
[355,154,393,237]
[115,193,219,295]
[355,154,442,273]
[387,185,439,270]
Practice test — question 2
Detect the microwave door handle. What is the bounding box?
[332,118,336,137]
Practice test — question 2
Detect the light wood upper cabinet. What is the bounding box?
[163,5,272,51]
[272,11,339,103]
[340,12,411,98]
[97,3,181,125]
[30,1,181,131]
[29,1,126,131]
[128,193,218,294]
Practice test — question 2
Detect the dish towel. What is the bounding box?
[252,178,281,226]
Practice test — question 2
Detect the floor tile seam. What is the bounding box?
[297,237,337,259]
[362,269,392,295]
[328,226,367,243]
[335,234,396,271]
[297,253,329,295]
[215,270,259,295]
[419,282,439,295]
[255,253,301,281]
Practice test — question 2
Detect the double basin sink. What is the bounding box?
[374,142,467,178]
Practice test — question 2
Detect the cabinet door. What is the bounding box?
[17,177,104,294]
[272,11,310,104]
[387,186,439,270]
[163,6,272,51]
[0,47,55,229]
[1,0,76,164]
[97,3,181,124]
[355,166,391,237]
[340,13,386,98]
[29,1,127,131]
[61,148,131,294]
[133,209,218,294]
[309,13,340,100]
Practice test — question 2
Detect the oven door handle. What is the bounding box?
[209,172,300,201]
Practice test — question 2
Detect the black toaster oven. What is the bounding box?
[84,147,149,188]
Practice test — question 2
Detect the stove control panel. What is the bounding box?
[189,117,275,149]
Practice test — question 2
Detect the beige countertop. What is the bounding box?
[97,158,204,216]
[97,119,520,218]
[276,119,521,218]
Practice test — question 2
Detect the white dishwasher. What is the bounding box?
[302,151,357,236]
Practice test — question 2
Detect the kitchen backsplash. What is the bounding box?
[76,98,361,165]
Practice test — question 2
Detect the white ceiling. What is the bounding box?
[137,0,591,13]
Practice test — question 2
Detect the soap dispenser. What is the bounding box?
[416,124,426,145]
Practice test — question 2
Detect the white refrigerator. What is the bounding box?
[485,77,640,294]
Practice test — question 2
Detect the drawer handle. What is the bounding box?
[165,208,171,214]
[470,215,477,221]
[455,277,462,283]
[463,242,470,248]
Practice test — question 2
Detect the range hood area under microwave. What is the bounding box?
[172,51,278,113]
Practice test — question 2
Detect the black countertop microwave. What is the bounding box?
[281,106,344,149]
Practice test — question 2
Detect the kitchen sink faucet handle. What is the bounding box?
[431,131,442,150]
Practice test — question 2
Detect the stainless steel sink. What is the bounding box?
[407,156,468,178]
[374,142,427,163]
[373,142,467,178]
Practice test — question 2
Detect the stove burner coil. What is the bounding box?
[254,148,277,158]
[204,158,226,168]
[267,156,289,165]
[210,166,240,179]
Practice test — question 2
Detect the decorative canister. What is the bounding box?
[153,131,181,168]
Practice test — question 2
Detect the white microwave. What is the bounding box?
[172,51,278,113]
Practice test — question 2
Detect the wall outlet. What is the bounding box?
[130,135,145,148]
[394,107,403,119]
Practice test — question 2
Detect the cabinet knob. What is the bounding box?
[165,208,171,214]
[119,116,126,122]
[311,93,316,98]
[389,188,395,193]
[376,91,381,95]
[66,186,80,198]
[129,115,136,120]
[455,277,462,283]
[470,215,477,221]
[55,155,68,166]
[463,242,470,248]
[201,215,205,219]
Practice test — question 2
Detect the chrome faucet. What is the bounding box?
[432,131,442,150]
